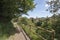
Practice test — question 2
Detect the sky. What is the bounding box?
[22,0,53,18]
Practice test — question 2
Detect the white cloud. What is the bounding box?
[45,4,49,7]
[45,0,52,2]
[49,0,52,2]
[48,0,56,2]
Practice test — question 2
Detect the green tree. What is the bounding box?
[0,0,35,21]
[50,14,60,40]
[46,0,60,39]
[46,0,60,13]
[0,0,35,39]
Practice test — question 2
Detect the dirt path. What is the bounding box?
[7,22,30,40]
[8,32,26,40]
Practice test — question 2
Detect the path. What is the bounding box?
[7,22,30,40]
[8,32,26,40]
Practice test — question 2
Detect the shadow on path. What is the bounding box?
[0,21,20,38]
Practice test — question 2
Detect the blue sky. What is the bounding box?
[22,0,53,18]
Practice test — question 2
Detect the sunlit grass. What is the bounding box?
[20,24,43,40]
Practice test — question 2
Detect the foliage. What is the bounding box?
[50,14,60,40]
[46,0,60,39]
[46,0,60,13]
[17,14,60,40]
[18,17,34,26]
[35,21,42,26]
[0,22,17,40]
[0,0,35,39]
[0,0,35,21]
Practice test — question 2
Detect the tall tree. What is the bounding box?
[46,0,60,14]
[0,0,35,21]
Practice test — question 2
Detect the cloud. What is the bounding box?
[45,4,49,7]
[46,0,56,2]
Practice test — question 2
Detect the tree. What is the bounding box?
[0,0,35,21]
[46,0,60,39]
[50,14,60,40]
[46,0,60,14]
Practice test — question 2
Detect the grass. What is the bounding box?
[0,21,17,40]
[20,24,43,40]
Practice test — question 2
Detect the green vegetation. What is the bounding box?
[17,14,60,40]
[0,0,35,40]
[0,0,35,21]
[0,22,17,40]
[46,0,60,13]
[0,0,60,40]
[17,17,42,40]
